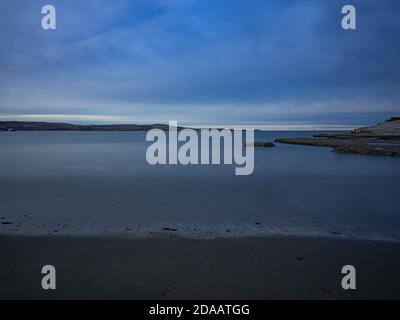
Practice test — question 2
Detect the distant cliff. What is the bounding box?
[0,121,173,131]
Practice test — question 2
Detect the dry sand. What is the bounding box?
[1,235,400,299]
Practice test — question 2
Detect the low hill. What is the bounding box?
[0,121,171,131]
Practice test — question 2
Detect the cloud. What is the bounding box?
[0,0,399,125]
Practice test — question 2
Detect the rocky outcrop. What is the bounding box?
[275,118,400,157]
[247,142,276,147]
[334,144,400,156]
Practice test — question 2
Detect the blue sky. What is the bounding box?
[0,0,399,127]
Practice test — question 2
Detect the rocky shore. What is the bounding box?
[247,142,276,147]
[274,118,400,156]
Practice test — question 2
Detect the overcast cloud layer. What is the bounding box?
[0,0,399,126]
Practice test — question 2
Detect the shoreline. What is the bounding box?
[273,117,400,157]
[1,234,400,299]
[1,224,400,244]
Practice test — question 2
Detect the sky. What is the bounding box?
[0,0,399,128]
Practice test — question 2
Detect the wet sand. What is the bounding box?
[1,235,400,299]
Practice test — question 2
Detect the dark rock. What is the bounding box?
[275,137,342,148]
[386,117,400,122]
[334,144,400,156]
[1,222,13,225]
[247,141,276,148]
[162,227,178,232]
[322,288,333,294]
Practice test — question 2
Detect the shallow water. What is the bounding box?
[0,131,400,241]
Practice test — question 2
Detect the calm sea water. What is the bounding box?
[1,131,400,241]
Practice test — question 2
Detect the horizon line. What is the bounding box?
[0,117,358,131]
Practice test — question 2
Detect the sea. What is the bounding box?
[1,130,400,241]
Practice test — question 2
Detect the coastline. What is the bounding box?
[273,117,400,157]
[1,234,400,299]
[1,127,399,299]
[2,223,400,243]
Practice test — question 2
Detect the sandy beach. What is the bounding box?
[1,234,400,300]
[2,0,400,306]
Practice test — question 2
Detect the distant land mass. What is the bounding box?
[0,121,174,131]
